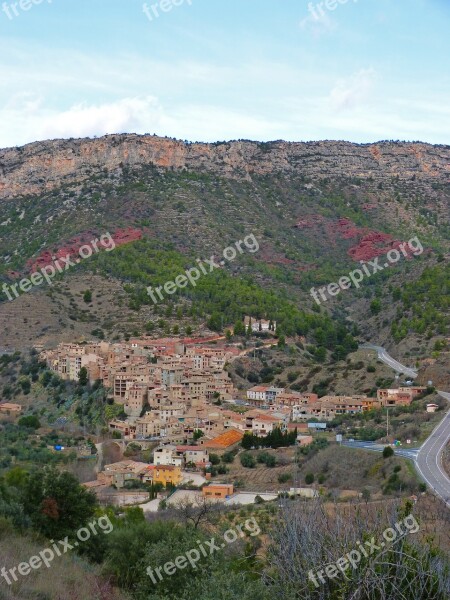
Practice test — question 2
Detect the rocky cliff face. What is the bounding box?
[0,134,448,200]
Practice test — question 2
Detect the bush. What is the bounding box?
[240,453,256,469]
[18,415,41,430]
[383,446,394,458]
[264,455,277,468]
[222,450,238,464]
[256,452,276,467]
[209,453,220,465]
[257,452,268,463]
[278,473,292,484]
[305,473,315,485]
[83,290,92,303]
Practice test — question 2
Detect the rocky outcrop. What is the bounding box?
[0,134,448,200]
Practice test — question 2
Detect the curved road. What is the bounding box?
[360,343,418,379]
[357,345,450,506]
[415,391,450,508]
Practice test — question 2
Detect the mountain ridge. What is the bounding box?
[1,134,449,200]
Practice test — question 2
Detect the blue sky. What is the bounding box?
[0,0,448,147]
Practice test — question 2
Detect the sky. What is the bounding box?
[0,0,449,148]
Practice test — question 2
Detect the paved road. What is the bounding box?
[350,347,450,505]
[360,343,418,379]
[415,391,450,508]
[343,391,450,507]
[342,440,419,460]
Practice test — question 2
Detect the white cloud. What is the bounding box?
[37,97,164,140]
[0,42,448,147]
[328,68,376,111]
[0,95,287,148]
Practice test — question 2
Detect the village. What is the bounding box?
[36,323,429,510]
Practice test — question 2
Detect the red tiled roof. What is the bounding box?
[203,429,243,449]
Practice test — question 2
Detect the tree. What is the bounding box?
[4,467,29,489]
[40,370,52,387]
[265,455,276,468]
[83,290,92,303]
[370,299,382,315]
[222,450,237,464]
[175,495,219,530]
[277,335,286,348]
[305,473,314,485]
[104,520,179,589]
[22,467,97,539]
[383,445,394,458]
[79,367,88,386]
[145,321,154,332]
[207,312,222,332]
[209,453,220,465]
[233,320,245,336]
[18,376,31,394]
[361,488,371,503]
[241,433,254,450]
[240,453,256,468]
[18,415,41,430]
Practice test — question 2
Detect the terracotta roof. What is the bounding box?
[148,464,180,471]
[253,414,279,422]
[287,423,308,430]
[203,429,243,449]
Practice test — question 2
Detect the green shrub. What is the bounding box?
[383,446,394,458]
[240,453,256,469]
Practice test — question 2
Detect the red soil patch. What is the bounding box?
[294,214,417,263]
[26,228,142,273]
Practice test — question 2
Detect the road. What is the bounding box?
[415,391,450,508]
[360,343,418,379]
[351,347,450,506]
[342,440,420,461]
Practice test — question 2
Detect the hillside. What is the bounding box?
[0,135,448,359]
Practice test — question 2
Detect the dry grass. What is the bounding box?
[215,445,421,498]
[0,522,128,600]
